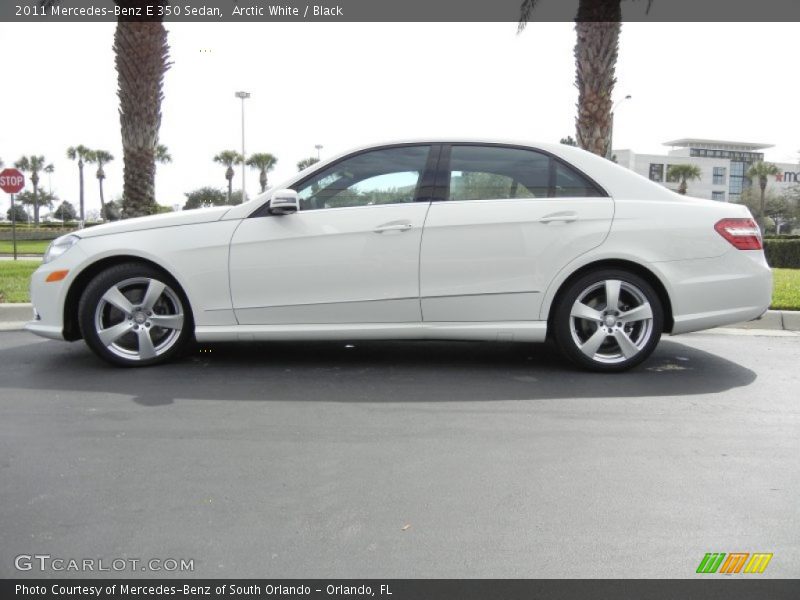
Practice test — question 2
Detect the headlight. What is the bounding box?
[43,234,80,264]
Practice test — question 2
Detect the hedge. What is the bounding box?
[764,239,800,268]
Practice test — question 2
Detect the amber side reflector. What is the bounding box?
[45,270,69,282]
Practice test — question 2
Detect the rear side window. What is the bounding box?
[447,145,603,200]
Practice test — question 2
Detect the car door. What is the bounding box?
[229,144,436,325]
[419,144,614,322]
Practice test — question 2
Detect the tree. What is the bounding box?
[44,163,55,192]
[246,153,278,193]
[747,161,781,228]
[560,136,578,146]
[297,156,320,171]
[86,150,114,217]
[183,186,227,210]
[520,1,651,157]
[155,144,172,166]
[14,155,47,224]
[18,189,57,217]
[6,204,28,223]
[114,5,172,218]
[53,200,78,222]
[66,145,93,223]
[103,199,123,221]
[666,164,701,195]
[213,150,244,204]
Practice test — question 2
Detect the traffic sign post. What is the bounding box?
[1,168,26,261]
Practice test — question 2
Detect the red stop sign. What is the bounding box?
[0,168,25,194]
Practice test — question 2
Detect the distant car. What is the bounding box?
[26,140,771,371]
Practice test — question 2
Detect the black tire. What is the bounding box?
[78,262,193,367]
[552,269,663,372]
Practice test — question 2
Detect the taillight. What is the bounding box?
[714,218,763,250]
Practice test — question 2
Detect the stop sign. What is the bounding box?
[0,168,25,194]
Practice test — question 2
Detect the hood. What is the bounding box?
[76,206,232,238]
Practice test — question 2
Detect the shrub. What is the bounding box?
[764,239,800,268]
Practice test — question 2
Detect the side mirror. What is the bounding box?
[268,189,299,215]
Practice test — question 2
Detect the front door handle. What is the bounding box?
[374,221,413,233]
[539,211,578,223]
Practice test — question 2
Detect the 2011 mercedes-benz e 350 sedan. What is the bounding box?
[27,140,772,371]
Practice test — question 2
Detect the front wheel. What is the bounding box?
[78,263,193,367]
[552,269,663,372]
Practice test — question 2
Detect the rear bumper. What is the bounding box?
[658,250,772,335]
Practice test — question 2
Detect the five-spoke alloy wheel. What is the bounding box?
[79,263,193,367]
[553,269,663,372]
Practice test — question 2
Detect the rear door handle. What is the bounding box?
[374,221,413,233]
[539,211,578,223]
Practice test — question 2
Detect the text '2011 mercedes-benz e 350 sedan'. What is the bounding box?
[27,140,772,371]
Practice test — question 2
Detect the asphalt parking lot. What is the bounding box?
[0,330,798,579]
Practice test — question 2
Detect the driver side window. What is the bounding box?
[294,146,431,211]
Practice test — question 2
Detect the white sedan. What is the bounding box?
[27,140,772,371]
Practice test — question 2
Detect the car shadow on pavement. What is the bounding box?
[0,336,757,406]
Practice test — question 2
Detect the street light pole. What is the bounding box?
[607,94,632,160]
[235,91,250,202]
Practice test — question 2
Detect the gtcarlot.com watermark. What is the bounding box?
[14,554,194,573]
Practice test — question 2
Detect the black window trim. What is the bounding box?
[435,142,609,201]
[249,142,442,218]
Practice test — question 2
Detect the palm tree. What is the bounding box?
[747,161,781,228]
[41,0,170,219]
[44,163,55,193]
[667,164,702,196]
[214,150,244,204]
[297,156,320,172]
[114,15,171,217]
[66,145,93,224]
[14,155,47,224]
[519,1,650,157]
[246,153,278,193]
[87,150,114,218]
[155,144,172,167]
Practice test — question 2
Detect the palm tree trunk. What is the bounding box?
[78,161,85,223]
[759,177,767,227]
[114,12,170,218]
[260,169,267,193]
[98,178,106,218]
[679,178,687,195]
[574,0,621,157]
[227,177,233,204]
[33,183,40,225]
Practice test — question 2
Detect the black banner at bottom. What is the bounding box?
[3,580,800,600]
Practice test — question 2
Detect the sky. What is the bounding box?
[1,21,799,218]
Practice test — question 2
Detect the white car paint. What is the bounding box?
[26,139,772,365]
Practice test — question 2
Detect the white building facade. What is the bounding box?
[614,138,799,202]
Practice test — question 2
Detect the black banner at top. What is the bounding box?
[3,0,800,23]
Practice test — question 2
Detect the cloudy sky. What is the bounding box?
[1,21,798,217]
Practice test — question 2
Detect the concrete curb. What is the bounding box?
[0,303,33,324]
[0,304,798,333]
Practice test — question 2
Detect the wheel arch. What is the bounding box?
[63,255,193,341]
[544,259,674,335]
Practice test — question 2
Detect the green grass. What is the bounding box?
[771,269,800,311]
[0,240,49,255]
[0,260,39,303]
[1,261,799,312]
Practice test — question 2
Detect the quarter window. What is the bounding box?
[447,145,602,200]
[293,146,431,211]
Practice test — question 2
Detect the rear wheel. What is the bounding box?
[553,269,663,372]
[78,263,192,367]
